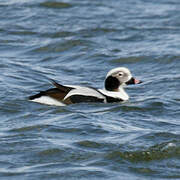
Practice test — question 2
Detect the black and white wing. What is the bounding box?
[63,87,106,103]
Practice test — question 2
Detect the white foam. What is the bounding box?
[30,96,66,106]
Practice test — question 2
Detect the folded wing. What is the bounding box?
[64,87,106,103]
[29,80,106,105]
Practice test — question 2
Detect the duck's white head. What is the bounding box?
[105,67,142,91]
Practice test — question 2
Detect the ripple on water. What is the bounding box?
[39,1,73,9]
[75,140,110,150]
[30,39,92,54]
[104,131,180,163]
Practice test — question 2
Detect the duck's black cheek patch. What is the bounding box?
[70,95,105,103]
[105,76,120,91]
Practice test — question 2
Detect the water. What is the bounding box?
[0,0,180,179]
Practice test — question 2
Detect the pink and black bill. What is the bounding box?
[126,77,142,85]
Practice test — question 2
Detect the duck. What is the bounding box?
[29,67,142,106]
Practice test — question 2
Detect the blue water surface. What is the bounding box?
[0,0,180,179]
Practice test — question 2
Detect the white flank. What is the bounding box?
[30,96,66,106]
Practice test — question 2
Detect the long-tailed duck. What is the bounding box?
[29,67,142,106]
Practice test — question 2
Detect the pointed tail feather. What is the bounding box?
[28,91,46,100]
[49,79,74,92]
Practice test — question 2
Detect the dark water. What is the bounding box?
[0,0,180,179]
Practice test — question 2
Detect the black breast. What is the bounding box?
[70,95,105,104]
[105,96,123,103]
